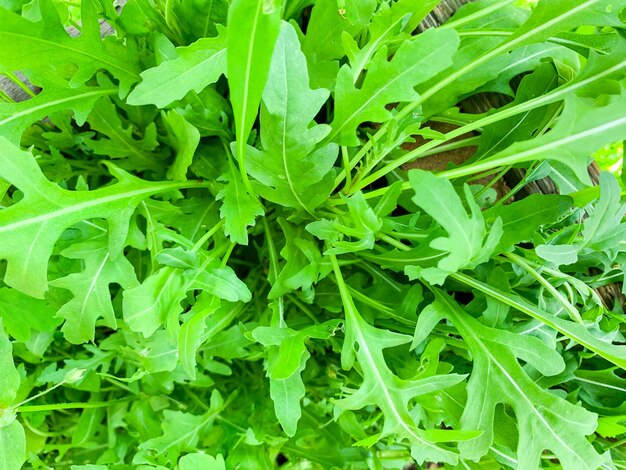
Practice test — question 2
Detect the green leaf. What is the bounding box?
[245,22,337,214]
[483,194,573,252]
[596,416,626,438]
[50,236,139,344]
[253,319,339,436]
[407,170,502,284]
[430,289,608,469]
[307,191,384,255]
[581,172,626,252]
[0,420,26,470]
[0,0,139,93]
[85,96,160,171]
[268,218,330,298]
[452,272,626,370]
[167,0,228,42]
[0,139,195,298]
[0,288,60,343]
[343,0,443,81]
[162,110,201,181]
[508,0,625,45]
[227,0,283,183]
[178,453,226,470]
[267,370,305,437]
[127,30,227,108]
[536,172,626,265]
[331,255,471,465]
[137,390,224,466]
[0,319,20,406]
[474,92,626,184]
[574,368,626,412]
[475,62,560,158]
[0,76,116,144]
[300,0,361,90]
[123,252,250,338]
[330,27,460,145]
[178,296,240,379]
[216,160,264,245]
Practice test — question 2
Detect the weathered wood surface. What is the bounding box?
[421,0,470,29]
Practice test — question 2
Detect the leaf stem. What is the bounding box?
[378,233,411,252]
[341,146,352,193]
[334,22,626,193]
[3,72,37,98]
[439,0,517,30]
[236,139,257,199]
[503,252,584,324]
[18,396,137,413]
[0,88,16,103]
[191,219,226,252]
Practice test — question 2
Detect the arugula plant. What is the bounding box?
[0,0,626,468]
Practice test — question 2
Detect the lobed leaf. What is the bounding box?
[127,29,227,108]
[0,139,199,298]
[246,22,337,215]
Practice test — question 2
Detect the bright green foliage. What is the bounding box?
[227,0,282,189]
[0,420,25,470]
[85,97,160,170]
[537,172,626,264]
[0,321,24,470]
[0,320,19,406]
[123,251,250,337]
[0,0,139,92]
[0,139,200,298]
[330,27,459,146]
[425,291,607,469]
[476,93,626,184]
[216,160,264,244]
[0,76,117,144]
[0,0,625,468]
[162,110,201,181]
[407,170,502,284]
[253,319,339,436]
[50,237,139,344]
[127,30,227,108]
[246,23,337,215]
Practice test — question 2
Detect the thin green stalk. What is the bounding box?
[419,135,482,157]
[337,25,626,193]
[503,252,584,323]
[18,396,137,413]
[0,88,16,103]
[341,146,352,193]
[458,29,614,53]
[222,137,258,203]
[262,216,286,326]
[439,0,518,30]
[191,219,225,252]
[472,165,512,199]
[378,233,411,251]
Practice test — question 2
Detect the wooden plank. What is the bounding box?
[421,0,471,30]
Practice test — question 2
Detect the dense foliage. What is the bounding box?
[1,0,626,468]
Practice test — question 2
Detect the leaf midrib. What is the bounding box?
[445,296,589,465]
[0,31,139,80]
[0,89,117,130]
[0,181,194,233]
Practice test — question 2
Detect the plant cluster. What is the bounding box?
[1,0,626,468]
